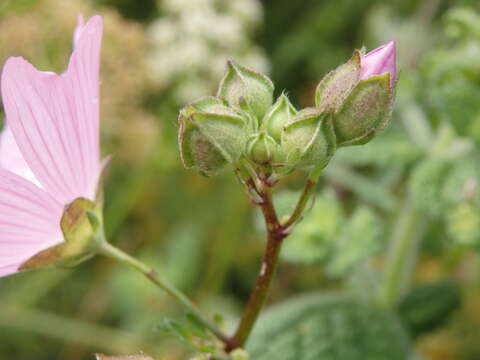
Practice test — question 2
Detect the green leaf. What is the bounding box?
[327,206,384,277]
[95,354,153,360]
[447,202,480,248]
[398,280,461,338]
[334,131,422,168]
[442,156,480,207]
[408,157,452,217]
[185,312,210,339]
[247,292,410,360]
[165,319,192,342]
[323,164,397,213]
[279,190,344,264]
[163,225,202,291]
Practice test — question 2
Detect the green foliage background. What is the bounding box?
[1,0,480,359]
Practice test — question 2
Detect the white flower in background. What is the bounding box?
[148,0,269,103]
[162,0,211,14]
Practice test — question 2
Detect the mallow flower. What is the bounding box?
[0,15,104,277]
[314,40,397,147]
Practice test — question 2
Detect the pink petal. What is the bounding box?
[0,168,63,278]
[360,40,396,87]
[1,15,103,205]
[0,125,40,186]
[73,15,86,46]
[0,264,20,278]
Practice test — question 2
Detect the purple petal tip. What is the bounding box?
[360,40,397,87]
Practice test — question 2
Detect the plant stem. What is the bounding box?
[282,178,317,230]
[98,242,229,344]
[227,186,286,351]
[226,169,322,351]
[379,197,427,309]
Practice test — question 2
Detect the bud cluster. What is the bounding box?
[178,41,396,177]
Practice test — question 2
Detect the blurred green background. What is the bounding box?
[1,0,480,359]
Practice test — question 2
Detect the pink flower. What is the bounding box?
[360,40,396,88]
[0,15,103,277]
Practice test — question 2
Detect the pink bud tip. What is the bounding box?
[360,40,396,88]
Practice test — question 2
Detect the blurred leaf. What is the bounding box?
[0,304,153,354]
[334,130,422,168]
[408,157,452,217]
[0,0,38,16]
[166,319,195,342]
[108,225,203,335]
[346,264,383,303]
[421,9,480,142]
[92,0,157,21]
[163,225,202,291]
[324,164,398,212]
[445,7,480,41]
[442,156,480,207]
[327,206,385,277]
[279,190,344,264]
[95,354,154,360]
[247,292,410,360]
[159,313,222,356]
[398,280,461,338]
[447,202,480,247]
[365,4,434,67]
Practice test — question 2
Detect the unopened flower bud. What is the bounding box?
[360,40,396,88]
[262,93,297,142]
[179,96,230,117]
[315,50,361,111]
[178,97,248,176]
[333,73,393,146]
[281,108,336,169]
[315,41,396,147]
[315,41,396,112]
[247,132,282,165]
[217,60,274,121]
[20,198,104,270]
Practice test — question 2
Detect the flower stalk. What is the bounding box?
[98,242,229,344]
[227,169,319,352]
[282,177,318,231]
[227,183,285,351]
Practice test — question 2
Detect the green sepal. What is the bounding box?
[20,197,104,270]
[246,132,283,166]
[217,60,274,121]
[315,50,361,111]
[179,103,248,176]
[281,108,336,170]
[179,96,231,117]
[332,72,393,147]
[178,96,248,176]
[262,93,297,142]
